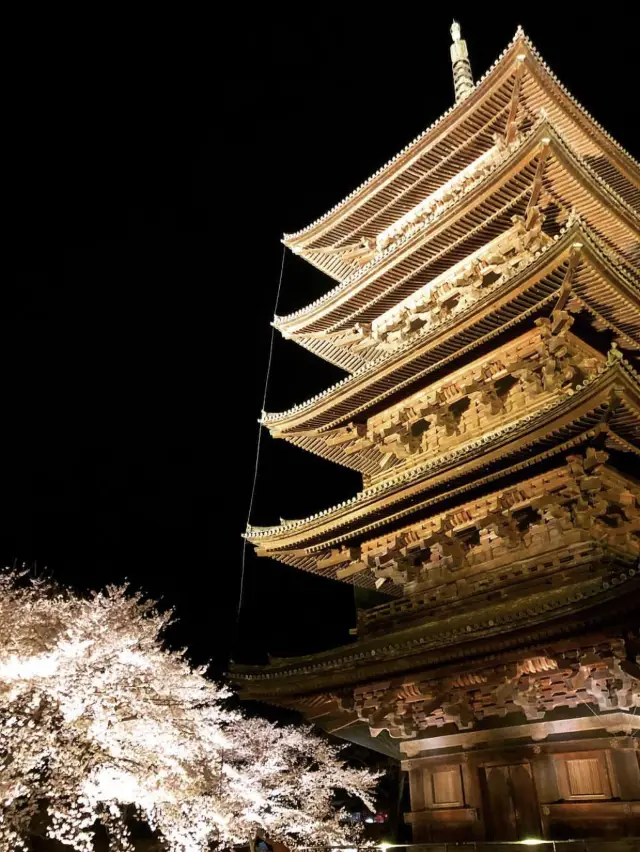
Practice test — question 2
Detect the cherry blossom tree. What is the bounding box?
[0,571,379,851]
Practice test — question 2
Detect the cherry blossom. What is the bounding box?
[0,571,378,851]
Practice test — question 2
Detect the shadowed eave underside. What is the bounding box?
[274,120,639,363]
[247,356,640,569]
[263,220,640,437]
[275,330,604,480]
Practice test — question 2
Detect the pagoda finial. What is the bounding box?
[450,20,474,104]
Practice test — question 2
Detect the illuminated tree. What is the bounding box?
[0,571,378,851]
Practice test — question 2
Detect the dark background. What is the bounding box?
[7,9,637,675]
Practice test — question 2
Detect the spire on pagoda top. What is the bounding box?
[450,20,474,103]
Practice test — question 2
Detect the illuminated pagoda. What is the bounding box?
[233,24,640,842]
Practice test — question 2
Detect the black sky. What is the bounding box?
[7,9,638,674]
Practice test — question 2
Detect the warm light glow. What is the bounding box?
[521,840,548,846]
[0,571,379,851]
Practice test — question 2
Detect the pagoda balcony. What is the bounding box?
[357,538,637,639]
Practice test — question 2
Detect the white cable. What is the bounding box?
[236,245,287,624]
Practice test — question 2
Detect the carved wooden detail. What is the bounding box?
[235,29,640,843]
[348,449,640,592]
[330,212,551,364]
[328,639,640,739]
[321,309,602,486]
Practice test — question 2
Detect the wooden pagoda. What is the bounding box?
[232,25,640,842]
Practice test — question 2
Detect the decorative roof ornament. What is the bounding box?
[450,20,474,103]
[607,341,624,364]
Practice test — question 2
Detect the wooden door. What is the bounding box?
[482,763,541,840]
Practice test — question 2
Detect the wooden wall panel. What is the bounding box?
[567,758,603,797]
[609,747,640,800]
[555,751,612,801]
[431,766,464,807]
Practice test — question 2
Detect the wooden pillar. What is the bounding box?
[462,755,485,840]
[407,766,428,841]
[531,747,560,838]
[609,740,640,800]
[408,766,426,811]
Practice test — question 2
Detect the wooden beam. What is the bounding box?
[505,60,526,144]
[336,561,368,580]
[526,139,551,215]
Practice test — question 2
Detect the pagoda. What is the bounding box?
[232,25,640,842]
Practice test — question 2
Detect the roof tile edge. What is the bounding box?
[280,28,638,249]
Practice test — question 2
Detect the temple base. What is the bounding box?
[402,714,640,842]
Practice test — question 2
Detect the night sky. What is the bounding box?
[7,11,636,676]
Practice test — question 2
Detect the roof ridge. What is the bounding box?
[281,29,524,244]
[281,27,638,249]
[546,111,640,222]
[520,31,640,171]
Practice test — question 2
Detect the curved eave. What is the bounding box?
[278,130,540,340]
[275,120,638,349]
[282,30,638,263]
[264,221,639,436]
[279,331,605,480]
[520,32,639,191]
[247,357,640,556]
[282,32,525,250]
[230,572,640,698]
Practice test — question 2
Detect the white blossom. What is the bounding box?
[0,571,379,851]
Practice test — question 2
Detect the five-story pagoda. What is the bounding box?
[232,24,640,842]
